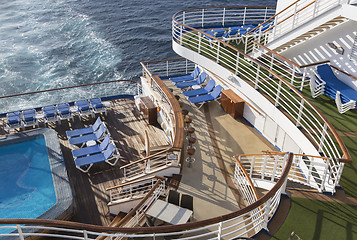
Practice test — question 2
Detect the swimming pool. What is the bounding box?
[0,135,56,220]
[0,129,73,235]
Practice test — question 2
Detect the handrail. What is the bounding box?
[245,0,302,35]
[120,148,172,169]
[264,1,317,33]
[0,79,141,100]
[171,14,351,161]
[236,152,286,157]
[0,153,293,234]
[331,65,357,81]
[113,180,163,228]
[234,156,259,202]
[106,175,166,191]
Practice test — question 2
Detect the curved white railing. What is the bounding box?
[172,6,351,165]
[0,153,293,239]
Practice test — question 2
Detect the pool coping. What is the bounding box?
[0,128,73,221]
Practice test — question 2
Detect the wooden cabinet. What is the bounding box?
[220,89,244,118]
[140,96,157,124]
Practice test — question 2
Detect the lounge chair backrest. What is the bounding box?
[100,135,111,150]
[95,124,106,138]
[204,80,215,92]
[210,85,223,99]
[23,109,35,115]
[317,64,339,82]
[192,67,201,78]
[92,117,102,131]
[197,72,207,84]
[104,143,116,159]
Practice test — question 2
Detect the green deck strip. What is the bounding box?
[339,136,357,198]
[273,197,357,240]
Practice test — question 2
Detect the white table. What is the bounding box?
[146,199,192,225]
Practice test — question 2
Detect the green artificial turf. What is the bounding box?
[339,136,357,198]
[273,197,357,240]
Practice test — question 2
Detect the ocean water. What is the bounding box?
[0,0,276,107]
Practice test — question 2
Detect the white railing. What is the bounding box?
[0,154,293,239]
[107,176,165,204]
[142,58,196,79]
[237,152,343,193]
[172,6,351,166]
[121,149,180,181]
[265,0,347,43]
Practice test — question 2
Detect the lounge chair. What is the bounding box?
[75,100,94,119]
[42,106,58,124]
[188,85,223,108]
[68,123,108,146]
[203,28,226,41]
[6,112,22,130]
[22,109,38,129]
[74,143,120,173]
[56,103,73,122]
[66,117,102,138]
[72,134,111,159]
[182,79,215,97]
[170,67,201,83]
[222,26,246,42]
[175,72,207,89]
[89,98,107,115]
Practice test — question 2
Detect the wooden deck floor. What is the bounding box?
[2,98,170,226]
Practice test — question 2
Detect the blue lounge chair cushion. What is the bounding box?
[76,100,90,112]
[317,64,357,102]
[72,134,111,158]
[89,98,105,110]
[66,117,102,138]
[22,109,36,121]
[188,85,223,104]
[170,67,201,83]
[75,143,118,169]
[57,103,70,115]
[175,72,207,89]
[43,106,57,118]
[183,79,215,97]
[7,112,21,125]
[68,123,107,146]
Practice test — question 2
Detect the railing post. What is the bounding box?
[243,7,247,25]
[16,224,25,240]
[255,65,261,90]
[180,25,183,45]
[83,230,89,240]
[292,3,298,31]
[166,61,169,77]
[217,222,223,240]
[263,198,272,231]
[296,99,305,127]
[275,80,282,107]
[185,59,188,74]
[262,155,268,179]
[307,158,313,184]
[318,122,328,153]
[123,168,127,180]
[216,43,220,63]
[290,66,296,85]
[222,8,226,26]
[146,159,151,173]
[320,158,328,192]
[235,52,240,75]
[202,9,205,28]
[250,156,255,177]
[198,32,202,54]
[183,11,186,26]
[313,0,319,18]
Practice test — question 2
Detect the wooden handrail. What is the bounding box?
[264,1,317,33]
[245,0,301,35]
[172,12,351,163]
[0,154,293,234]
[299,60,330,68]
[119,148,172,169]
[234,156,259,202]
[113,180,163,228]
[106,175,166,191]
[331,65,357,81]
[237,152,286,157]
[0,79,141,100]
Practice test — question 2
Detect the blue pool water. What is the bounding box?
[0,135,56,222]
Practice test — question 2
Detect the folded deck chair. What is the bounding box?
[66,117,102,138]
[42,106,58,124]
[76,100,93,119]
[182,79,215,97]
[203,29,226,40]
[6,112,22,130]
[72,134,111,159]
[56,103,73,122]
[74,143,120,173]
[188,85,223,109]
[175,72,207,89]
[22,109,38,129]
[170,67,201,83]
[89,98,107,115]
[222,26,246,42]
[68,123,108,147]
